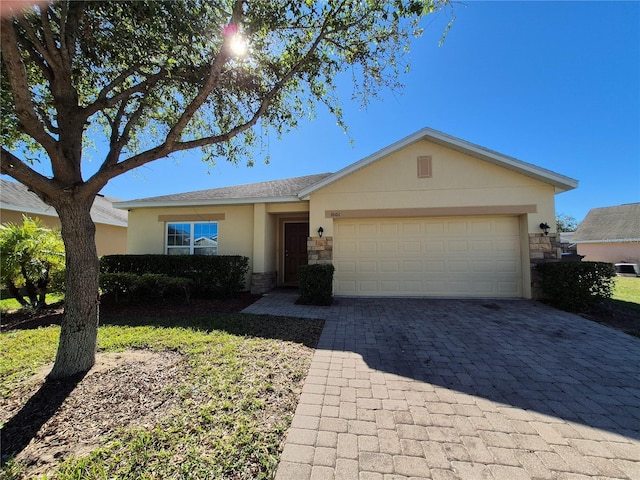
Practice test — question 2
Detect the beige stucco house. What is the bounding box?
[0,179,128,256]
[572,203,640,269]
[115,128,578,298]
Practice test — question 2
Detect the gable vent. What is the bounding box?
[417,156,432,178]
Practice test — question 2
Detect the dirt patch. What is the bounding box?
[1,293,265,476]
[1,350,187,477]
[580,301,640,338]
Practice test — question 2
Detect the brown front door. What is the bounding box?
[284,222,309,284]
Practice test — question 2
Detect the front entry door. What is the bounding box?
[284,222,309,284]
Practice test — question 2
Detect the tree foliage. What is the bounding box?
[556,213,578,232]
[0,216,65,308]
[0,0,450,378]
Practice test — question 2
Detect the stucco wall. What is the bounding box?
[1,209,61,229]
[126,204,254,289]
[126,205,254,257]
[308,139,557,238]
[577,242,640,265]
[1,209,127,257]
[95,223,128,256]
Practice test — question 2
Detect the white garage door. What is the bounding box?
[333,216,522,297]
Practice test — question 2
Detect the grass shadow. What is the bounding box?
[1,372,86,464]
[100,313,325,349]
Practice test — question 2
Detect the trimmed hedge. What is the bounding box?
[298,264,335,306]
[100,273,192,303]
[536,261,616,312]
[100,254,249,298]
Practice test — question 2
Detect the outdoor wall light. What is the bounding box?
[539,222,550,235]
[317,226,324,238]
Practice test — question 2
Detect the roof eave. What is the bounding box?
[114,195,303,209]
[297,127,578,198]
[1,203,127,227]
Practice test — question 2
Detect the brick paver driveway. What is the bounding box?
[243,292,640,480]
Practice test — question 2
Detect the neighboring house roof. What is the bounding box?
[559,232,576,244]
[115,127,578,209]
[0,179,128,227]
[572,203,640,243]
[115,173,333,208]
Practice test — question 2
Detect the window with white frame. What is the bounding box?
[166,222,218,255]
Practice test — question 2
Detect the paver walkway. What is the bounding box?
[242,291,640,480]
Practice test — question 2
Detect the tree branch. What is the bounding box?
[35,105,59,134]
[87,0,339,188]
[83,68,167,118]
[1,17,58,156]
[163,0,246,146]
[15,12,58,70]
[1,148,56,202]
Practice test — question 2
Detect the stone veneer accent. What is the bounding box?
[529,233,562,299]
[251,271,277,294]
[307,236,333,265]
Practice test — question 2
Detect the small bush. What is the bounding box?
[100,273,192,304]
[536,261,616,312]
[100,255,249,298]
[298,264,335,306]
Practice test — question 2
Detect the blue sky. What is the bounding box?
[11,1,640,223]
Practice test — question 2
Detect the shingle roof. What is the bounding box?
[115,173,333,208]
[114,127,578,210]
[1,179,128,227]
[572,203,640,243]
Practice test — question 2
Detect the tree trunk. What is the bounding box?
[48,198,100,380]
[7,282,28,307]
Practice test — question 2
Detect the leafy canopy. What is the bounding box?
[1,0,451,196]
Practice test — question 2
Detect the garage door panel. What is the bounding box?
[359,261,377,272]
[334,216,522,298]
[359,242,377,254]
[358,224,378,235]
[337,260,357,273]
[380,242,398,254]
[381,261,399,272]
[402,222,422,234]
[447,221,468,234]
[402,261,423,272]
[470,219,493,234]
[426,241,445,252]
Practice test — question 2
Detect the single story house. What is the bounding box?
[572,203,640,268]
[115,127,578,299]
[0,178,128,256]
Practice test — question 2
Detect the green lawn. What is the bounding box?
[1,313,324,479]
[0,292,64,313]
[612,276,640,305]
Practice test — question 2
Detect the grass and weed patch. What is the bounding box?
[612,276,640,306]
[1,313,324,479]
[0,292,64,314]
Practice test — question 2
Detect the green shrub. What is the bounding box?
[298,264,335,306]
[100,273,192,304]
[0,216,65,309]
[99,255,249,298]
[536,261,616,312]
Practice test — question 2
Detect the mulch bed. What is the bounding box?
[1,292,262,331]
